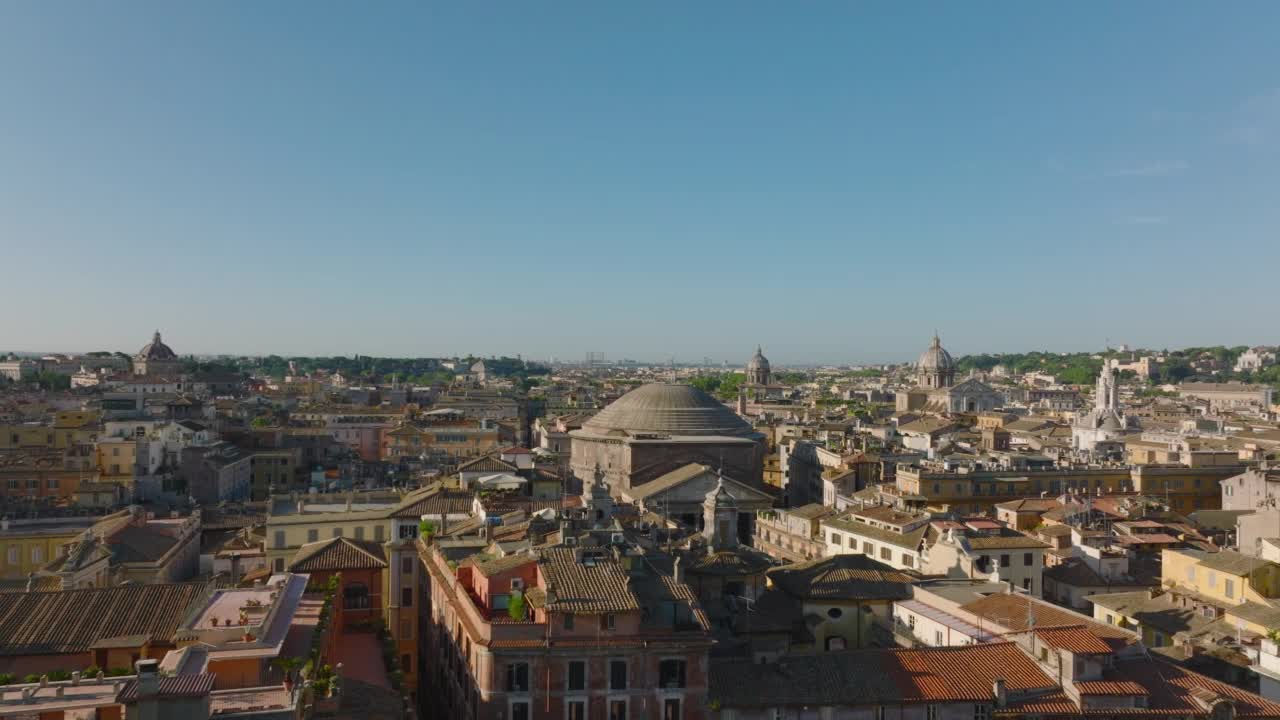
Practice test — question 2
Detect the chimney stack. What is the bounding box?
[992,678,1007,708]
[673,556,684,584]
[136,659,160,697]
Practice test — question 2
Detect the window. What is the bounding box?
[506,662,530,692]
[831,532,840,544]
[662,698,682,720]
[30,547,42,563]
[568,700,587,720]
[974,704,991,720]
[1106,614,1115,625]
[609,699,627,720]
[863,540,874,553]
[1153,631,1165,647]
[274,531,286,549]
[401,557,414,575]
[398,524,416,540]
[273,558,284,572]
[402,587,413,607]
[847,535,857,548]
[567,660,586,691]
[880,546,892,561]
[307,529,319,543]
[659,659,686,688]
[511,701,530,720]
[1187,566,1196,583]
[1023,578,1033,593]
[609,660,627,690]
[1000,554,1011,568]
[601,614,616,631]
[935,630,944,646]
[6,547,18,565]
[564,613,575,630]
[343,582,370,610]
[332,527,343,538]
[47,478,58,490]
[1208,571,1217,588]
[355,526,365,540]
[1224,579,1235,598]
[1023,552,1033,566]
[902,553,915,568]
[927,705,940,720]
[376,525,386,541]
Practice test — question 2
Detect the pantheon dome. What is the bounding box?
[571,383,765,495]
[581,383,756,438]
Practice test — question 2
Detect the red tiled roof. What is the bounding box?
[709,642,1055,708]
[1073,679,1148,696]
[1110,657,1280,717]
[0,582,211,656]
[961,593,1134,640]
[289,537,387,572]
[117,674,216,702]
[1033,625,1115,654]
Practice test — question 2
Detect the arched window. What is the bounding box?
[343,582,370,610]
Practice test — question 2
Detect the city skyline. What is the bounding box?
[3,3,1279,360]
[1,327,1270,367]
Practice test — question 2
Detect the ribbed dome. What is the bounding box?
[136,331,177,360]
[582,383,754,436]
[916,334,954,371]
[747,346,770,372]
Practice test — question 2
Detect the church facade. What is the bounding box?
[1072,367,1137,453]
[895,334,1003,414]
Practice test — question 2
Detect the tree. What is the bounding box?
[508,590,527,621]
[35,371,70,391]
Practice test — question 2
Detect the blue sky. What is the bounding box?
[2,3,1278,364]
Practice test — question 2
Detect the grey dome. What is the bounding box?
[136,331,177,360]
[916,334,954,371]
[747,346,770,372]
[582,383,754,436]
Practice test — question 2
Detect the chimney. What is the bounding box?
[1,518,9,531]
[136,659,160,697]
[992,678,1007,708]
[673,556,684,584]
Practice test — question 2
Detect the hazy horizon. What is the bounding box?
[3,3,1278,362]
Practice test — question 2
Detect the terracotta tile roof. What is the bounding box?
[766,554,913,601]
[994,690,1078,715]
[116,673,216,702]
[392,488,475,519]
[529,547,639,614]
[709,642,1053,708]
[455,455,518,474]
[288,537,387,572]
[1032,625,1115,654]
[1109,656,1280,716]
[1072,679,1148,696]
[960,593,1133,640]
[0,581,211,656]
